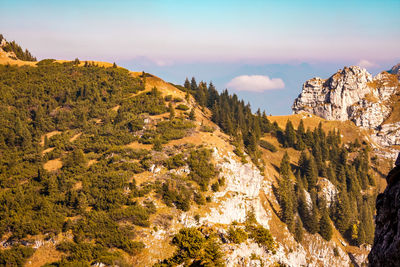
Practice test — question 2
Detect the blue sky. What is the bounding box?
[1,0,399,114]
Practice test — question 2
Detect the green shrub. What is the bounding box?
[176,104,189,111]
[187,148,217,190]
[259,140,277,152]
[173,97,183,102]
[165,153,186,169]
[247,225,276,253]
[227,226,248,244]
[172,228,205,259]
[0,246,35,266]
[200,125,215,133]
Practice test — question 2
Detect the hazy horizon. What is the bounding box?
[1,0,399,114]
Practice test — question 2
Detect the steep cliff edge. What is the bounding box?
[292,65,400,159]
[368,154,400,266]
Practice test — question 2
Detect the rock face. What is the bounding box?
[292,64,400,158]
[292,66,373,122]
[389,63,400,76]
[368,154,400,266]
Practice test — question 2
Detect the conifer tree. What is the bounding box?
[319,200,333,241]
[297,119,305,138]
[296,120,306,150]
[361,202,375,244]
[184,78,191,89]
[308,191,320,234]
[298,151,308,177]
[334,188,351,234]
[169,102,175,120]
[294,216,304,242]
[189,108,196,121]
[190,77,197,91]
[278,152,295,232]
[305,155,318,190]
[284,120,296,148]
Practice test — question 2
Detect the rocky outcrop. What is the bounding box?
[292,66,373,122]
[388,63,400,76]
[292,64,400,158]
[368,153,400,266]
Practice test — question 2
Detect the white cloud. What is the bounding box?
[357,59,377,69]
[226,75,285,92]
[152,58,174,66]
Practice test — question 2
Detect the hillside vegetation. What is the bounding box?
[0,37,382,266]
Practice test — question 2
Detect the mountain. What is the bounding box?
[292,65,400,160]
[0,34,36,62]
[0,36,385,266]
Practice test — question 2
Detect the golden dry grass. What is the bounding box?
[133,171,154,185]
[111,105,120,112]
[87,159,98,167]
[41,147,54,155]
[26,245,62,267]
[384,94,400,124]
[43,158,62,172]
[0,50,37,66]
[54,59,115,68]
[69,132,82,142]
[141,75,187,99]
[125,141,152,150]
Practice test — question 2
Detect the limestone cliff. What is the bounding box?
[368,154,400,266]
[292,65,400,158]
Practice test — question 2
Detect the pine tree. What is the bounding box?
[319,200,333,241]
[297,119,305,138]
[190,77,197,91]
[189,108,196,120]
[327,163,337,185]
[308,191,319,234]
[294,217,304,242]
[334,188,351,234]
[278,152,295,232]
[184,78,191,89]
[305,155,318,190]
[284,120,297,148]
[298,151,308,177]
[360,202,375,244]
[169,102,175,120]
[296,120,306,150]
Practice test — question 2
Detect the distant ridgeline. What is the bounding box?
[0,34,36,61]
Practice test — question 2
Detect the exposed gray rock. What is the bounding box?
[293,64,400,159]
[292,66,373,122]
[388,63,400,76]
[368,156,400,266]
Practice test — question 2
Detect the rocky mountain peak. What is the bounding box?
[388,63,400,76]
[292,65,373,122]
[292,64,400,159]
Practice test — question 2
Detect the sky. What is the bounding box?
[1,0,399,114]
